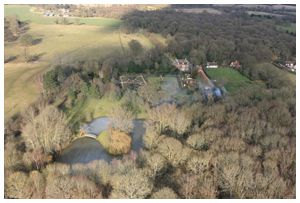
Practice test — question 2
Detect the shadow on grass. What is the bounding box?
[32,38,43,45]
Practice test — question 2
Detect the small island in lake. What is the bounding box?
[97,128,132,155]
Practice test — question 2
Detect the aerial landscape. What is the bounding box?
[4,4,296,199]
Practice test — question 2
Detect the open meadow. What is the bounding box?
[4,5,163,120]
[206,64,295,93]
[205,67,253,92]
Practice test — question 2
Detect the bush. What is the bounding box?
[20,34,34,46]
[43,69,59,91]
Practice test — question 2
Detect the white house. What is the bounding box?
[285,61,296,72]
[206,62,218,69]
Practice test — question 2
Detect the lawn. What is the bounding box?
[4,5,163,121]
[66,96,148,126]
[206,67,253,92]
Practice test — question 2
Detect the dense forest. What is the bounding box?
[122,9,295,65]
[4,6,296,199]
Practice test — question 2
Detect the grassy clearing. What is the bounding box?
[206,67,253,92]
[67,96,148,126]
[5,5,121,26]
[65,96,124,125]
[175,8,222,15]
[247,11,282,17]
[276,23,296,33]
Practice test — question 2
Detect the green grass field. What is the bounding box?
[67,96,148,126]
[276,23,296,33]
[4,5,161,120]
[206,67,253,92]
[206,64,295,93]
[255,63,296,86]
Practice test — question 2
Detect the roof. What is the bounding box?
[207,62,218,66]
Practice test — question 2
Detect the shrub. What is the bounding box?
[20,34,34,46]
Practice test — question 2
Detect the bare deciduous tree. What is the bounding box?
[143,125,161,149]
[178,174,198,199]
[22,105,73,154]
[5,172,31,198]
[148,104,191,135]
[109,106,134,133]
[110,168,153,199]
[186,154,211,175]
[151,187,178,199]
[157,136,190,167]
[45,175,101,198]
[28,171,46,198]
[141,151,167,178]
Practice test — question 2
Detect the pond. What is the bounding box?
[58,117,145,164]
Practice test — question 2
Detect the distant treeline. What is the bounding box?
[122,9,295,66]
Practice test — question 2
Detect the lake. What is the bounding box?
[58,117,145,164]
